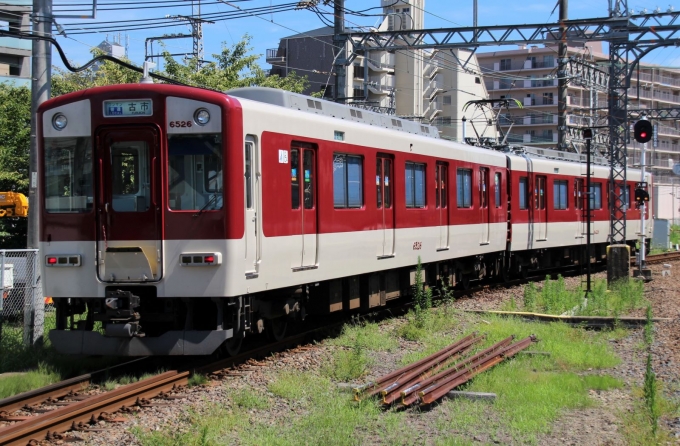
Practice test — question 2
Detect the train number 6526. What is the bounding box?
[169,120,192,128]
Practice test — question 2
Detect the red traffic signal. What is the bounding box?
[634,119,653,143]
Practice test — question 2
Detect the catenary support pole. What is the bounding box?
[28,0,52,249]
[557,0,568,150]
[333,0,347,102]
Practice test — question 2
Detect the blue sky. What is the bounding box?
[52,0,680,73]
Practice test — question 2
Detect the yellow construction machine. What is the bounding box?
[0,192,28,217]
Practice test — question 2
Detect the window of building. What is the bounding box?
[590,183,602,209]
[443,95,452,105]
[333,154,363,208]
[495,173,502,208]
[352,88,364,99]
[500,58,512,70]
[519,177,528,210]
[457,169,472,208]
[405,162,426,208]
[542,92,553,105]
[353,64,365,79]
[553,180,568,210]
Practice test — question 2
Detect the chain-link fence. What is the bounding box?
[0,250,48,358]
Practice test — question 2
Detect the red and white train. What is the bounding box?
[38,84,652,356]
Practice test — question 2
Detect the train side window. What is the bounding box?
[384,159,392,209]
[553,180,568,210]
[168,134,223,211]
[480,168,489,208]
[245,142,253,209]
[291,149,300,209]
[574,179,583,210]
[535,176,546,210]
[519,177,528,210]
[494,173,502,208]
[590,183,602,209]
[457,168,472,208]
[619,185,630,209]
[333,154,363,208]
[436,163,448,209]
[376,159,382,208]
[303,149,314,209]
[405,162,426,208]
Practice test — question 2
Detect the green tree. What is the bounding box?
[52,35,308,95]
[0,84,30,248]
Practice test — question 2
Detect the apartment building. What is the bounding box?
[478,44,680,219]
[267,0,488,140]
[0,0,31,87]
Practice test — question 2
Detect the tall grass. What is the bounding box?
[510,276,647,317]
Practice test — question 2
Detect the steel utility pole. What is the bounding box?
[557,0,568,150]
[28,0,52,249]
[333,0,347,102]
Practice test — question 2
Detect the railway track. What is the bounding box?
[0,320,350,446]
[633,251,680,266]
[0,261,619,445]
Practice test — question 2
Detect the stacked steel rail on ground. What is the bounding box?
[354,333,537,407]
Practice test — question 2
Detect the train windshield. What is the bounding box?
[167,134,223,211]
[44,137,93,213]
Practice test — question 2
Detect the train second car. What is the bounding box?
[38,84,652,356]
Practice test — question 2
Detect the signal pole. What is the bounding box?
[28,0,52,249]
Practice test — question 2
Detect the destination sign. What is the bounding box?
[103,99,153,117]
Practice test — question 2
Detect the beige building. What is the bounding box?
[0,0,31,87]
[477,43,680,220]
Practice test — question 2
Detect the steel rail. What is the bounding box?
[0,370,189,446]
[0,357,149,416]
[399,336,515,407]
[380,337,483,405]
[633,251,680,266]
[418,335,536,405]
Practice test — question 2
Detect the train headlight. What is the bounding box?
[194,108,210,126]
[52,113,68,131]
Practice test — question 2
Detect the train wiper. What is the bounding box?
[193,195,218,217]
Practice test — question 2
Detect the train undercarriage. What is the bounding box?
[50,242,625,356]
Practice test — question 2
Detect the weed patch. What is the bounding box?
[0,364,61,399]
[511,276,647,317]
[231,388,269,410]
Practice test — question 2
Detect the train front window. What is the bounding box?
[111,142,149,212]
[168,134,223,211]
[44,137,93,213]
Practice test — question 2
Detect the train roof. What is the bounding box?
[226,87,440,139]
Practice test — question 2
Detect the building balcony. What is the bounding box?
[366,75,394,95]
[0,75,30,87]
[653,74,680,88]
[653,91,680,104]
[0,36,31,51]
[423,60,441,79]
[423,80,442,101]
[423,101,441,122]
[657,125,680,137]
[266,48,286,65]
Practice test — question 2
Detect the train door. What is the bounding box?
[535,175,547,240]
[479,167,490,244]
[436,162,449,250]
[575,178,585,238]
[290,144,317,269]
[377,156,395,257]
[95,126,161,282]
[244,137,259,275]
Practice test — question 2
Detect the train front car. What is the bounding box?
[39,84,244,355]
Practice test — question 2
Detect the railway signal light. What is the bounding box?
[634,187,649,206]
[633,119,653,143]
